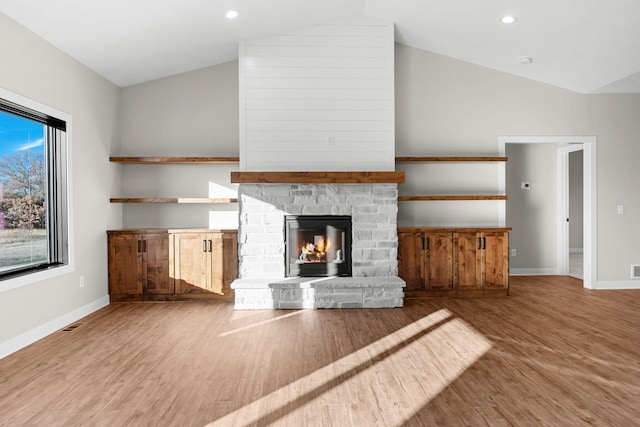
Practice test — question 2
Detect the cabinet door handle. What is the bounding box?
[483,237,486,250]
[421,236,430,250]
[425,237,430,250]
[137,240,141,253]
[207,240,212,253]
[202,240,207,252]
[478,237,482,250]
[142,240,147,253]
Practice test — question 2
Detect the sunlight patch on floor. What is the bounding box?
[219,310,308,337]
[205,309,493,426]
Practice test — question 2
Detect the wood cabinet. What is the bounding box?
[481,232,510,290]
[398,231,453,291]
[398,227,510,297]
[107,229,237,302]
[171,231,237,297]
[454,231,509,291]
[108,231,172,296]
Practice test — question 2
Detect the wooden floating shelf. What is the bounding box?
[230,171,405,184]
[395,156,508,162]
[398,195,508,201]
[110,156,507,164]
[110,157,239,164]
[110,198,238,204]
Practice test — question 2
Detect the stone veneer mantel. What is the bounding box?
[230,171,405,184]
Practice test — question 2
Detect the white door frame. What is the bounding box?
[498,136,597,289]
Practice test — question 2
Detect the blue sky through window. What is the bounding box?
[0,110,45,158]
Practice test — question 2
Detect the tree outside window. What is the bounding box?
[0,110,48,272]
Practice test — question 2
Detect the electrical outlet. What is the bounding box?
[79,276,85,288]
[511,249,517,257]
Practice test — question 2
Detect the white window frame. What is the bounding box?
[0,87,74,293]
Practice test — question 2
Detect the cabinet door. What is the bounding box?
[108,234,143,295]
[454,232,482,290]
[173,233,210,293]
[220,232,238,296]
[482,232,509,290]
[398,232,426,290]
[208,233,225,294]
[142,233,172,294]
[209,232,239,295]
[425,233,454,290]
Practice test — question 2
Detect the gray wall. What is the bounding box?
[120,63,238,156]
[0,13,120,346]
[585,95,640,280]
[394,44,589,152]
[119,63,239,229]
[506,144,558,272]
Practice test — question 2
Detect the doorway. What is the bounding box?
[498,136,596,289]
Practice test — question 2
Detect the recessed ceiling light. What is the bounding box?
[519,56,533,65]
[225,9,239,19]
[501,15,517,24]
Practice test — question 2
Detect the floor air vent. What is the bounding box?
[632,265,640,279]
[60,324,82,332]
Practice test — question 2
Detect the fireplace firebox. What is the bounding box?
[285,215,352,277]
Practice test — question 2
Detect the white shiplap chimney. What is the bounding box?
[239,16,395,172]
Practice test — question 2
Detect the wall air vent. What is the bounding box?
[632,264,640,279]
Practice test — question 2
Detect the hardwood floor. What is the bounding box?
[1,276,639,426]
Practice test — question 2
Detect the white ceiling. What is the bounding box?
[1,0,640,93]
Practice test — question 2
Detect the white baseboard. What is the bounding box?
[510,268,559,276]
[594,280,640,290]
[0,295,110,359]
[570,248,584,254]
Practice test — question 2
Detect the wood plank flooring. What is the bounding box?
[1,276,639,426]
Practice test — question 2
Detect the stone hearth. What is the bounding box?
[233,277,405,309]
[230,182,405,309]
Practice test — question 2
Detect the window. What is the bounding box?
[0,94,70,282]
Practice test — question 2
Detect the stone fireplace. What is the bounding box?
[230,178,406,309]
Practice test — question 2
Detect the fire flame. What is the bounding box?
[301,238,331,262]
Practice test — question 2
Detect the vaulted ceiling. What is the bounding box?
[1,0,639,93]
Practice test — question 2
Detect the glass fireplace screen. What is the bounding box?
[285,215,352,277]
